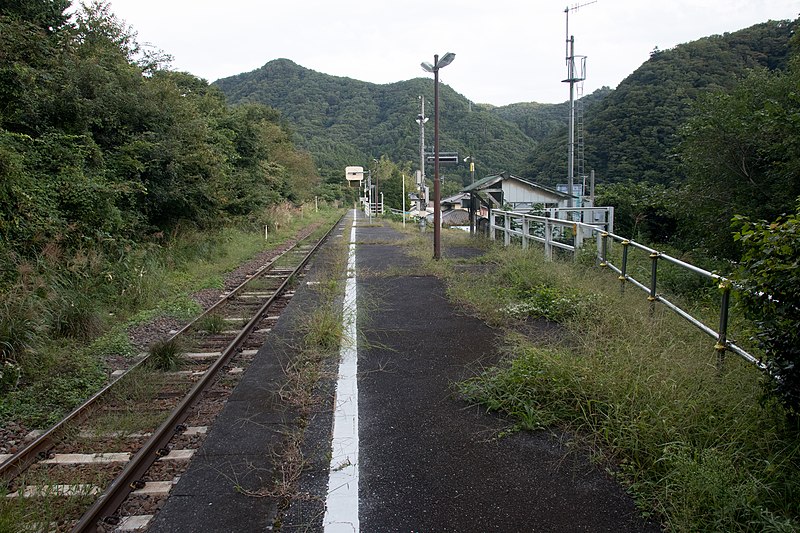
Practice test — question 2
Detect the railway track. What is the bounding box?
[0,216,342,531]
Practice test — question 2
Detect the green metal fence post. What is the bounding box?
[619,240,630,293]
[648,251,659,315]
[715,280,732,371]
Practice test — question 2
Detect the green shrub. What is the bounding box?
[88,329,136,357]
[734,203,800,416]
[504,284,598,322]
[48,290,105,341]
[197,314,226,335]
[0,294,41,393]
[145,338,184,372]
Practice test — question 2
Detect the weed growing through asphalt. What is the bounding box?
[257,217,350,520]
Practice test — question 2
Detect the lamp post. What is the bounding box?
[421,52,455,260]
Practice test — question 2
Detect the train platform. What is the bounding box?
[149,210,658,532]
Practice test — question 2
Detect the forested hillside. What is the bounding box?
[1,2,318,259]
[488,87,611,145]
[214,59,546,185]
[525,19,798,187]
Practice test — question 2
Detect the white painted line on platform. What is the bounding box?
[324,210,360,532]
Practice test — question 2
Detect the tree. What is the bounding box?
[733,201,800,417]
[677,63,800,258]
[595,181,678,243]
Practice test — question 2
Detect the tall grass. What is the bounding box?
[0,205,344,427]
[424,234,800,532]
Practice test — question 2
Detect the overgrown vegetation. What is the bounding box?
[0,1,347,429]
[733,202,800,417]
[145,338,184,372]
[0,204,342,427]
[411,229,800,532]
[262,221,349,516]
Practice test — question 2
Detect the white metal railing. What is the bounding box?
[488,209,766,374]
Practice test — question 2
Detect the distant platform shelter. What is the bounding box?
[461,172,574,233]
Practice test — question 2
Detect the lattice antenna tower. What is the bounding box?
[563,1,595,207]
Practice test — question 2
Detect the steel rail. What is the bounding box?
[0,239,293,483]
[72,214,343,531]
[0,221,335,482]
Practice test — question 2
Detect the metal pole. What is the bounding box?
[419,96,426,216]
[433,55,442,260]
[599,232,608,267]
[522,217,529,250]
[567,36,575,209]
[620,240,630,293]
[367,171,372,224]
[715,281,732,368]
[469,193,476,236]
[649,252,659,314]
[373,158,379,216]
[402,173,406,227]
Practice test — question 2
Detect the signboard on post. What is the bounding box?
[345,166,364,182]
[426,152,459,164]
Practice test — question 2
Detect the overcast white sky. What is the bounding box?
[103,0,799,105]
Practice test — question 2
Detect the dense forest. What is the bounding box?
[214,60,543,186]
[0,1,319,260]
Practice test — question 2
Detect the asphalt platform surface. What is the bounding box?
[151,211,660,532]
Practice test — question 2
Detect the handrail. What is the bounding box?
[488,209,767,374]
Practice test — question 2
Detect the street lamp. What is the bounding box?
[421,52,455,260]
[463,155,475,184]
